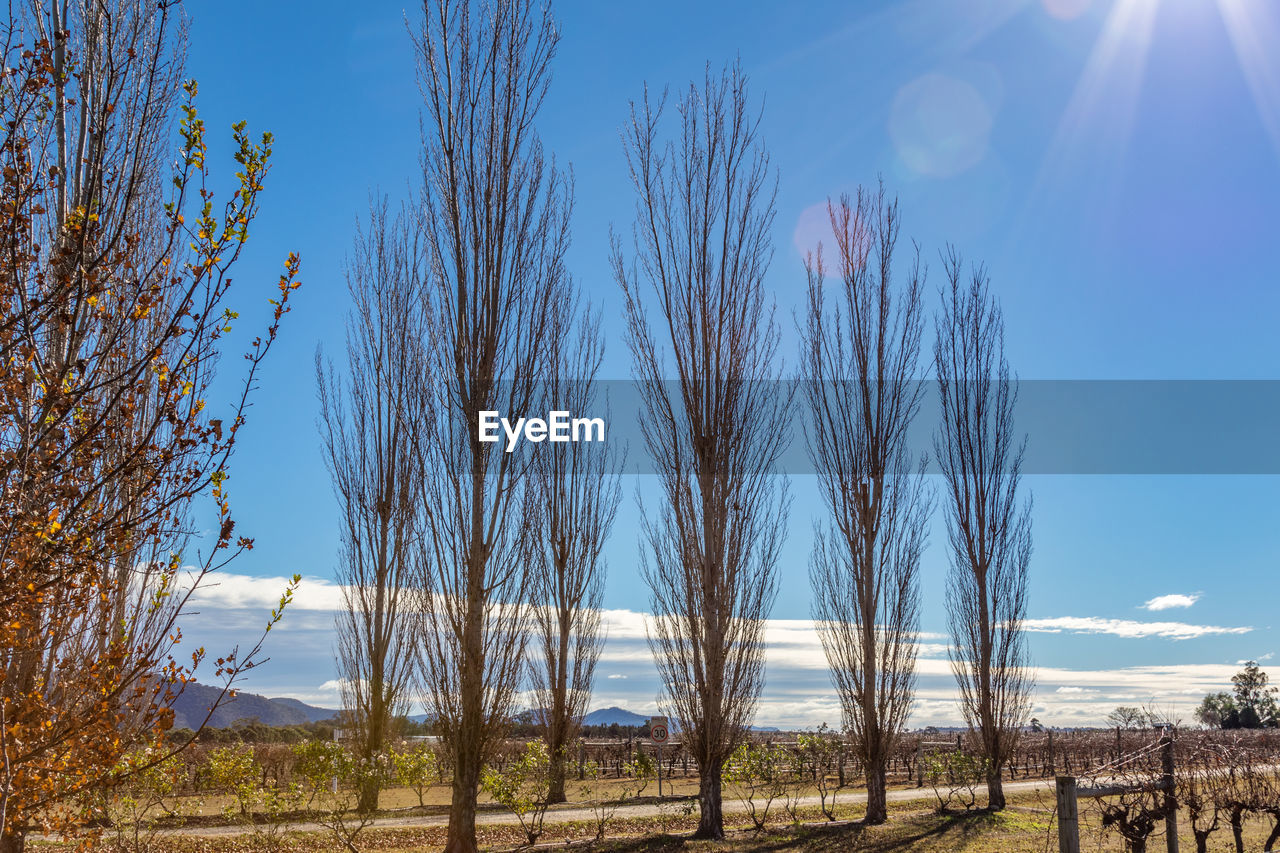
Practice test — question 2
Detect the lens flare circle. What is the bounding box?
[889,73,994,178]
[1043,0,1092,21]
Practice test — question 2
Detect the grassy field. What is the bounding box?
[33,787,1280,852]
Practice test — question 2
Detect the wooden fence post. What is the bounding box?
[1047,730,1055,776]
[1056,776,1080,853]
[1161,734,1179,853]
[916,741,924,787]
[578,739,585,781]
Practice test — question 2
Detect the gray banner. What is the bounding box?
[548,380,1280,475]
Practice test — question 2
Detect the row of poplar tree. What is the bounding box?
[318,2,1035,852]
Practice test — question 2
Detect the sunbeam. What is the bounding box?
[1033,0,1160,199]
[1216,0,1280,160]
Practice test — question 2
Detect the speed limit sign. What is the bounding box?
[648,716,670,796]
[649,715,669,744]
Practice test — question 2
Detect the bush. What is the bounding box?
[204,746,258,813]
[923,750,988,813]
[725,741,800,831]
[392,743,439,809]
[203,745,303,853]
[292,740,350,807]
[797,724,844,821]
[97,748,189,853]
[317,751,392,853]
[481,741,552,844]
[579,757,655,840]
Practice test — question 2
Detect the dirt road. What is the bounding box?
[176,778,1057,838]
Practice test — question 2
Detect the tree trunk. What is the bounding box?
[693,762,725,839]
[547,747,567,805]
[546,653,568,805]
[446,569,485,853]
[0,831,25,853]
[445,752,481,853]
[986,762,1006,811]
[1265,813,1280,852]
[1128,838,1147,853]
[357,710,384,814]
[357,773,381,814]
[865,760,888,824]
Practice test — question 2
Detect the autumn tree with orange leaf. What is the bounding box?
[0,4,300,851]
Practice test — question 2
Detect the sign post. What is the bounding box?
[332,728,344,795]
[649,716,669,798]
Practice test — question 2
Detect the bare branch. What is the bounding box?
[933,249,1034,811]
[410,1,571,849]
[800,182,931,825]
[527,302,623,804]
[318,198,425,813]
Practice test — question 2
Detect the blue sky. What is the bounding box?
[177,0,1280,728]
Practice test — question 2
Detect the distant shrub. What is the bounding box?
[481,741,552,844]
[923,750,988,813]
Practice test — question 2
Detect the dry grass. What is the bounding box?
[150,777,713,818]
[33,788,1280,852]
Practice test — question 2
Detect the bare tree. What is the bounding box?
[18,0,195,699]
[528,304,622,804]
[317,200,424,813]
[933,252,1033,811]
[612,63,790,840]
[37,0,193,662]
[801,184,931,825]
[411,1,570,850]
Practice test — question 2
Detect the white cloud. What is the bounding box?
[1237,653,1274,665]
[188,572,345,611]
[183,573,1267,729]
[600,608,649,640]
[1024,615,1249,640]
[1141,593,1201,611]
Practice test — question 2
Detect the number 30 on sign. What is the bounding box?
[649,716,669,743]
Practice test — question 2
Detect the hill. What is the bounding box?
[268,696,343,724]
[170,682,338,730]
[583,706,650,726]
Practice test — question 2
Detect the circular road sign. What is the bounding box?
[650,718,669,744]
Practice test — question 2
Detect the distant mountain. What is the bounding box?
[583,706,649,727]
[583,709,780,732]
[170,682,338,730]
[268,696,342,724]
[411,705,788,732]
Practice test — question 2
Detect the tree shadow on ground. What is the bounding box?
[792,811,998,852]
[592,810,1002,852]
